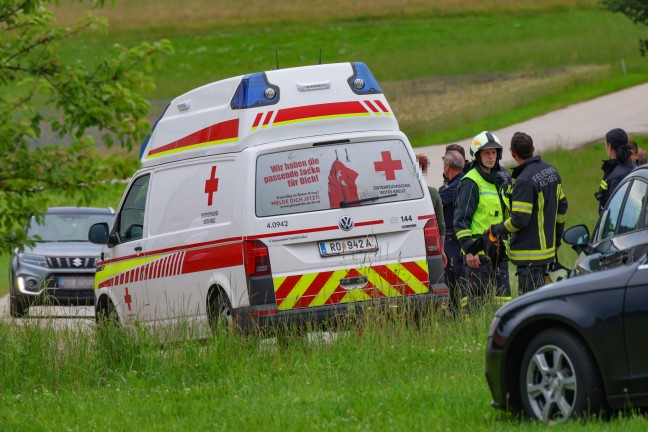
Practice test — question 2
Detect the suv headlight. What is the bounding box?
[18,253,48,267]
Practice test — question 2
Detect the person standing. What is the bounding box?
[628,139,639,165]
[488,132,568,295]
[417,154,447,269]
[453,131,511,309]
[596,128,635,214]
[438,150,465,313]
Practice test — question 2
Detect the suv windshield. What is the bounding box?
[256,140,424,217]
[28,213,114,242]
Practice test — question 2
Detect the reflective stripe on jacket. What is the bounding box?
[492,156,568,266]
[454,165,509,255]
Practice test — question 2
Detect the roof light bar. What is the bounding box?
[230,72,280,110]
[347,62,382,95]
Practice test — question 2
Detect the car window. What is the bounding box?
[619,180,647,235]
[115,174,150,244]
[599,181,630,240]
[255,140,424,217]
[28,213,114,242]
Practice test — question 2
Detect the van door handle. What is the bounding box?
[134,246,142,253]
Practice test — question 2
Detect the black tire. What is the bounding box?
[519,328,605,423]
[9,294,28,318]
[96,298,120,327]
[207,289,233,335]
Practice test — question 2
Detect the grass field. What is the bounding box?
[2,308,648,431]
[50,0,647,147]
[2,0,648,429]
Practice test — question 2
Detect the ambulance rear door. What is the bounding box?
[251,135,437,312]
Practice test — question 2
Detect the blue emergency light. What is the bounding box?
[230,72,280,110]
[347,62,382,95]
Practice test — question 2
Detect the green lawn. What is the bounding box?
[2,309,648,431]
[3,1,648,429]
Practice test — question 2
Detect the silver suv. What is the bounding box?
[9,207,115,317]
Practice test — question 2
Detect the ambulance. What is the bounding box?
[89,62,447,335]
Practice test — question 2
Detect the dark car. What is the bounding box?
[485,256,648,423]
[9,207,115,317]
[563,165,648,276]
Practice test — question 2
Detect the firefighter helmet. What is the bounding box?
[470,131,503,162]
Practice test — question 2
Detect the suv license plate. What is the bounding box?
[319,235,378,257]
[58,277,94,289]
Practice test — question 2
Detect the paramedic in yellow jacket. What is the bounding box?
[453,131,512,308]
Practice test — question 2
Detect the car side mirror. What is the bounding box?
[88,222,112,245]
[563,224,590,254]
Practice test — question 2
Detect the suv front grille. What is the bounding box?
[46,257,98,269]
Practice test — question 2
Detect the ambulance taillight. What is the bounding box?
[423,217,442,257]
[244,240,272,277]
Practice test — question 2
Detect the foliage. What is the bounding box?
[601,0,648,55]
[0,0,172,253]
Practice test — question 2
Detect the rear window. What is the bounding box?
[256,140,424,217]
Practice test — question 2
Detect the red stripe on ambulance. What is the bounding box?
[373,264,415,295]
[275,275,302,307]
[291,271,335,309]
[148,118,239,157]
[274,101,367,123]
[181,243,243,274]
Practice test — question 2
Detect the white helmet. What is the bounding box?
[470,131,503,163]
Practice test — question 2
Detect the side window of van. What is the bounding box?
[115,174,150,244]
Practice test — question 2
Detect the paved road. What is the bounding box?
[1,81,648,322]
[419,82,648,188]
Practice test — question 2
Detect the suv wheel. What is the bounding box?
[9,294,28,318]
[519,328,604,423]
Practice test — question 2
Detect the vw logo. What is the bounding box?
[72,258,83,267]
[338,216,354,231]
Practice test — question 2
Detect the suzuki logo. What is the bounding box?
[338,216,354,231]
[72,258,83,267]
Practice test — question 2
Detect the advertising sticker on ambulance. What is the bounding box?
[256,140,424,217]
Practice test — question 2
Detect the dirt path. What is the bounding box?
[418,82,648,188]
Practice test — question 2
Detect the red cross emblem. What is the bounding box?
[374,151,403,181]
[204,166,219,206]
[124,287,132,312]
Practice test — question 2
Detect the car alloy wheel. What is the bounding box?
[520,329,604,423]
[524,343,576,422]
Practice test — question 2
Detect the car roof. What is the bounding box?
[630,164,648,179]
[44,207,115,215]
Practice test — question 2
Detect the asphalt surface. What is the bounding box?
[418,81,648,188]
[2,82,648,321]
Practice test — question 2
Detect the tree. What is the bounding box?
[0,0,173,253]
[601,0,648,55]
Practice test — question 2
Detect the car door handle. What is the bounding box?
[621,251,629,263]
[134,246,142,253]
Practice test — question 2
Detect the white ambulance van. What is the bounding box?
[89,62,447,335]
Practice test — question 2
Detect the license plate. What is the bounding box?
[319,235,378,257]
[58,277,94,289]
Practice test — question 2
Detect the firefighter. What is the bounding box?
[488,132,568,294]
[595,128,634,214]
[453,131,511,309]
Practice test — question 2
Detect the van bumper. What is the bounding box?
[234,289,447,334]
